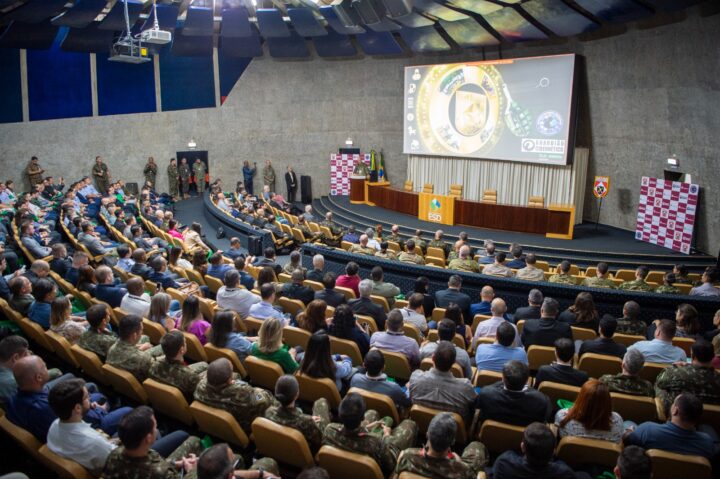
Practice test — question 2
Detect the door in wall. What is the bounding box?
[177,150,209,196]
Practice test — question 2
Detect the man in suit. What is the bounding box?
[285,166,298,203]
[520,297,572,348]
[475,360,553,427]
[148,256,184,290]
[370,266,400,308]
[306,254,325,283]
[534,338,589,388]
[253,247,283,276]
[94,266,127,308]
[348,279,387,331]
[281,269,315,306]
[513,289,543,323]
[579,316,627,360]
[435,275,472,325]
[314,272,346,308]
[505,244,526,269]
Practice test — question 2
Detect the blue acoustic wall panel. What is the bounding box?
[288,8,328,37]
[0,48,23,123]
[96,52,156,116]
[356,30,403,55]
[522,0,599,37]
[51,0,108,28]
[0,20,59,50]
[27,28,92,121]
[159,50,215,111]
[218,55,252,104]
[313,28,357,57]
[266,31,310,58]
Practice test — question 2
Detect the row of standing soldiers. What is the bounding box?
[163,158,206,199]
[26,156,112,194]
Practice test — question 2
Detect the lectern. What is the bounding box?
[349,175,367,204]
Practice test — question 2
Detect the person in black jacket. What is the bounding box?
[521,298,572,348]
[253,247,282,276]
[534,338,589,388]
[513,288,543,323]
[306,254,325,283]
[314,272,346,308]
[284,166,298,203]
[281,269,315,306]
[578,315,627,360]
[129,248,154,280]
[434,275,472,326]
[475,360,552,427]
[348,279,387,331]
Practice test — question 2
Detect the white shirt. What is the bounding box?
[120,293,151,318]
[473,316,521,347]
[216,286,261,319]
[400,307,428,334]
[367,238,381,251]
[47,419,116,474]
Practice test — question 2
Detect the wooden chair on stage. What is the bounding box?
[449,184,463,198]
[482,189,497,203]
[422,183,433,194]
[404,180,413,191]
[528,195,545,208]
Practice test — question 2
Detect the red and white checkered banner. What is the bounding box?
[330,153,370,196]
[635,176,699,254]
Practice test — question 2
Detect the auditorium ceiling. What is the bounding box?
[0,0,712,58]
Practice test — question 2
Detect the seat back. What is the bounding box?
[614,269,636,282]
[409,404,467,445]
[142,318,166,345]
[610,392,658,424]
[638,362,668,383]
[538,381,581,405]
[379,349,412,381]
[354,314,378,334]
[347,387,400,424]
[244,355,284,391]
[296,373,342,409]
[370,295,390,313]
[482,189,497,203]
[143,378,194,425]
[471,314,492,333]
[430,307,446,323]
[555,436,621,469]
[478,420,524,454]
[0,415,43,461]
[426,246,445,261]
[386,241,401,253]
[424,256,446,268]
[449,184,463,198]
[243,316,265,335]
[527,345,556,373]
[204,343,247,378]
[614,333,645,347]
[404,180,413,192]
[422,183,433,194]
[279,297,306,317]
[197,297,217,322]
[317,445,384,479]
[283,326,312,349]
[646,449,712,479]
[672,337,694,358]
[204,275,224,294]
[185,268,206,286]
[44,330,79,368]
[335,286,356,300]
[182,331,209,362]
[39,444,92,479]
[165,287,187,306]
[252,417,315,469]
[278,273,292,283]
[528,195,544,208]
[402,323,423,345]
[70,344,108,385]
[419,357,463,378]
[190,401,250,448]
[571,327,597,341]
[17,317,53,352]
[101,363,148,403]
[701,403,720,430]
[578,353,622,378]
[303,280,324,292]
[329,336,363,365]
[474,369,503,387]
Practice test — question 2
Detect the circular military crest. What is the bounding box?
[536,110,563,136]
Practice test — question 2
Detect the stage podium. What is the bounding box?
[349,175,367,204]
[418,192,455,226]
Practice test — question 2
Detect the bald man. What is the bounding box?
[473,298,521,347]
[448,245,480,273]
[470,285,495,317]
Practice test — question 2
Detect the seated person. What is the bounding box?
[349,350,412,412]
[216,270,261,320]
[348,234,377,256]
[447,245,480,273]
[8,276,34,317]
[282,251,306,276]
[475,322,528,373]
[578,315,627,360]
[116,244,134,272]
[148,256,184,290]
[175,295,212,345]
[521,298,573,348]
[120,277,152,319]
[281,269,315,306]
[129,248,154,280]
[613,446,652,479]
[348,279,387,331]
[224,237,245,260]
[94,265,128,308]
[409,342,477,423]
[336,261,361,298]
[207,311,256,363]
[492,422,578,479]
[420,318,473,378]
[397,240,425,265]
[555,379,625,443]
[49,296,87,344]
[194,358,276,431]
[314,272,346,308]
[395,413,488,478]
[148,331,208,400]
[473,298,520,347]
[233,257,256,291]
[206,252,233,280]
[618,265,655,292]
[328,304,370,357]
[375,241,397,260]
[599,349,655,397]
[28,278,57,329]
[49,243,71,278]
[323,392,418,475]
[248,284,287,324]
[196,444,280,479]
[627,319,686,364]
[370,266,400,308]
[250,317,298,373]
[515,253,545,282]
[581,262,616,289]
[615,301,646,336]
[534,338,589,388]
[475,360,553,427]
[298,333,353,392]
[482,252,513,278]
[264,375,328,451]
[0,336,31,404]
[106,314,162,382]
[690,266,720,297]
[399,293,429,336]
[370,309,420,368]
[548,260,576,285]
[78,304,118,358]
[512,289,543,322]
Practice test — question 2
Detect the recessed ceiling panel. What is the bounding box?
[439,18,499,47]
[398,25,451,52]
[181,6,214,37]
[256,8,291,38]
[365,17,402,32]
[574,0,653,23]
[356,29,403,55]
[140,4,180,32]
[522,0,599,37]
[267,31,310,57]
[0,20,59,49]
[221,7,253,37]
[60,22,114,53]
[98,0,143,31]
[172,32,213,56]
[51,0,107,28]
[288,8,328,37]
[219,28,263,57]
[483,6,548,42]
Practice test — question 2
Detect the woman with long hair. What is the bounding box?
[256,266,282,293]
[409,276,435,317]
[49,296,87,343]
[167,219,184,240]
[676,303,701,338]
[251,317,298,373]
[328,304,369,356]
[558,292,599,332]
[299,332,353,392]
[192,249,209,276]
[169,246,193,270]
[76,264,98,295]
[555,379,624,443]
[148,293,175,332]
[208,310,256,362]
[183,222,211,253]
[444,303,472,347]
[296,300,328,334]
[174,295,211,344]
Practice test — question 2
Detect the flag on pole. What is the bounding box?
[370,150,376,171]
[378,151,386,181]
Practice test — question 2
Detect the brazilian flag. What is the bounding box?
[370,150,376,171]
[378,151,386,181]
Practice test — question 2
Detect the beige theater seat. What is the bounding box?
[449,184,463,198]
[404,180,413,191]
[422,183,433,194]
[482,189,497,203]
[528,195,545,207]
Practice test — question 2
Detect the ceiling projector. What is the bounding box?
[140,29,172,44]
[109,38,151,63]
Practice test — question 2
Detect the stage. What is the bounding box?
[312,195,716,272]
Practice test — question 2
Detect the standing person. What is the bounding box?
[263,160,276,193]
[193,159,207,195]
[285,166,298,203]
[92,156,110,194]
[167,158,179,199]
[178,158,191,199]
[25,156,45,187]
[242,161,256,195]
[143,157,157,187]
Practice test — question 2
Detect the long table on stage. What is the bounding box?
[366,181,419,217]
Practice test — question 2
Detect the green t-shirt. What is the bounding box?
[251,343,298,374]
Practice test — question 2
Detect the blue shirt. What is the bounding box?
[117,258,135,272]
[470,301,492,317]
[626,422,718,459]
[225,248,244,260]
[28,301,51,329]
[350,373,412,409]
[239,271,255,290]
[7,389,57,441]
[475,343,528,372]
[248,301,287,323]
[224,333,254,361]
[207,263,233,281]
[627,339,686,364]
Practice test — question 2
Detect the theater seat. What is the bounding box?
[190,401,250,448]
[404,180,414,192]
[101,363,148,404]
[478,420,524,454]
[370,295,390,313]
[143,378,194,426]
[482,189,497,204]
[317,445,383,479]
[329,336,363,366]
[71,344,108,385]
[410,404,467,445]
[638,362,668,383]
[204,343,248,378]
[379,349,412,381]
[0,415,44,463]
[527,345,556,373]
[295,373,342,409]
[555,436,621,469]
[577,353,622,378]
[402,323,423,345]
[44,330,79,369]
[253,417,315,469]
[244,356,284,391]
[355,314,378,334]
[422,183,434,194]
[283,326,312,349]
[279,297,306,317]
[449,184,463,198]
[419,357,463,378]
[613,333,645,348]
[39,444,92,479]
[528,195,545,208]
[474,369,503,387]
[610,392,658,424]
[182,332,208,363]
[142,318,166,345]
[646,449,711,479]
[16,316,53,352]
[203,275,223,294]
[538,381,581,405]
[347,387,401,424]
[571,327,597,342]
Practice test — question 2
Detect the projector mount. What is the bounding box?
[109,0,172,64]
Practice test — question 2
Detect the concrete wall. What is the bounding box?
[0,6,718,252]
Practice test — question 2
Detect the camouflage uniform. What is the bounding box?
[178,163,191,197]
[548,273,576,285]
[411,236,427,253]
[25,161,45,186]
[618,279,655,292]
[655,364,720,413]
[103,436,203,479]
[106,341,161,382]
[93,162,110,194]
[167,163,179,198]
[428,239,451,256]
[322,410,418,474]
[375,250,397,261]
[193,161,206,193]
[78,329,118,358]
[349,244,377,256]
[582,276,616,289]
[148,358,208,400]
[599,373,655,397]
[655,285,681,294]
[194,377,278,431]
[143,162,157,186]
[398,252,425,265]
[616,318,647,337]
[264,398,330,451]
[394,442,489,479]
[263,165,276,193]
[321,219,344,237]
[448,259,479,273]
[386,234,404,249]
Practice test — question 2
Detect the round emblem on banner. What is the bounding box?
[536,110,563,136]
[430,198,441,210]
